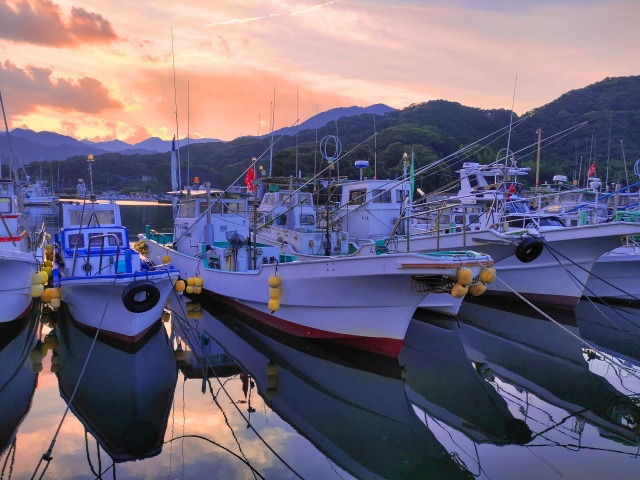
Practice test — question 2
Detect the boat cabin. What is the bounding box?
[56,202,135,276]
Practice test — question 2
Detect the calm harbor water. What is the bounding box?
[2,204,639,479]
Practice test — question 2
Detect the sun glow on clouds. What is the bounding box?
[0,0,638,142]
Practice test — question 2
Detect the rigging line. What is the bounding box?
[476,261,640,383]
[164,435,266,480]
[30,275,120,480]
[170,308,304,479]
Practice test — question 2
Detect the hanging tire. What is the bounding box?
[122,280,161,313]
[515,236,544,263]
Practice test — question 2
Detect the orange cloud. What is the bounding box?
[0,0,118,46]
[123,125,154,144]
[0,60,122,114]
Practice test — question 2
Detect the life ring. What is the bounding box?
[515,236,544,263]
[122,280,161,313]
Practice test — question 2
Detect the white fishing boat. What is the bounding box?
[0,94,44,322]
[0,179,42,322]
[53,197,180,343]
[55,307,178,463]
[331,161,640,309]
[142,186,494,357]
[21,177,58,206]
[168,296,473,479]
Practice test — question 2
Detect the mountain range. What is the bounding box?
[0,104,395,164]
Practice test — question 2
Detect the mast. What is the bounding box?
[535,128,542,187]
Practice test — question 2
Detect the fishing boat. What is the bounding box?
[55,307,178,464]
[332,161,640,309]
[250,175,492,317]
[53,195,180,343]
[143,185,494,357]
[168,296,474,479]
[21,177,58,206]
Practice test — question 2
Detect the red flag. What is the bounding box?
[244,165,255,192]
[587,161,596,177]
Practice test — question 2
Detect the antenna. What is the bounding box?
[171,28,182,190]
[187,79,190,187]
[504,74,517,169]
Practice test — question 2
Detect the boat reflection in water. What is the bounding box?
[458,298,640,447]
[400,315,532,446]
[55,305,178,464]
[0,308,41,459]
[169,296,474,480]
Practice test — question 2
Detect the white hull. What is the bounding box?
[147,240,490,356]
[60,270,179,342]
[399,222,640,308]
[0,251,37,322]
[585,246,640,301]
[417,293,464,316]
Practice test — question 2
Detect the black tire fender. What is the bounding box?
[515,236,544,263]
[122,280,161,313]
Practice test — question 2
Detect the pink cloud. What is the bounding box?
[0,60,122,114]
[0,0,118,46]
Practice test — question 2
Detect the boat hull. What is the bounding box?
[584,246,640,301]
[147,240,490,356]
[0,251,37,323]
[60,270,179,343]
[400,222,640,309]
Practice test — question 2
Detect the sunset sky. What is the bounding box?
[0,0,637,143]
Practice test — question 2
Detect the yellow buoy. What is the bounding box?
[479,267,497,284]
[469,283,487,296]
[268,275,281,288]
[39,270,49,285]
[162,254,170,264]
[450,283,468,299]
[186,285,194,294]
[194,276,203,287]
[187,277,195,286]
[187,309,202,319]
[49,287,60,299]
[45,244,53,252]
[193,286,202,295]
[268,298,280,312]
[174,279,186,293]
[50,298,61,309]
[44,333,58,350]
[44,260,53,268]
[41,288,53,303]
[456,267,473,286]
[269,287,280,300]
[30,284,44,298]
[32,273,43,285]
[43,266,53,279]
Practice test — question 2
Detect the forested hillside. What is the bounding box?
[22,76,640,196]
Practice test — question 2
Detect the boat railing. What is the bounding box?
[73,233,122,276]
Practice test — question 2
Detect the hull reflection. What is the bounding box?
[55,307,178,463]
[169,296,474,480]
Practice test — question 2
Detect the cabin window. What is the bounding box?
[395,190,408,203]
[349,189,366,204]
[180,201,196,218]
[67,233,85,249]
[89,232,123,247]
[372,189,391,203]
[68,209,116,226]
[300,214,315,226]
[275,215,287,226]
[0,197,11,213]
[298,193,312,205]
